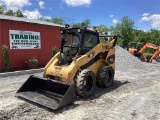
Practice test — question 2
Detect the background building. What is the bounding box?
[0,15,63,71]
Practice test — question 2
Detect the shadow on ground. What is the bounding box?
[53,80,130,113]
[79,80,130,101]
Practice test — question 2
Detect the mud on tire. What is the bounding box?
[98,66,114,88]
[75,69,96,97]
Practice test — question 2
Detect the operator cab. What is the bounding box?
[60,27,100,65]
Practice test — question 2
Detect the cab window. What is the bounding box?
[82,33,98,54]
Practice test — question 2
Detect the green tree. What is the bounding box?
[15,9,25,17]
[72,19,91,28]
[0,4,5,14]
[132,29,160,45]
[116,16,135,46]
[44,18,51,22]
[108,26,118,35]
[149,29,160,45]
[132,29,147,43]
[5,9,15,16]
[108,26,114,34]
[51,18,64,25]
[83,19,90,27]
[96,24,108,34]
[72,23,82,27]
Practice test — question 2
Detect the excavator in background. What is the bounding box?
[128,42,144,56]
[16,25,117,110]
[138,42,160,62]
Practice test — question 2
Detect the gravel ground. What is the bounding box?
[0,46,160,120]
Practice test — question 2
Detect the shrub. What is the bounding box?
[52,46,57,57]
[2,45,9,71]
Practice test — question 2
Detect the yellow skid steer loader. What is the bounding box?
[16,26,117,110]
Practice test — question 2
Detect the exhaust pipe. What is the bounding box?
[16,75,76,110]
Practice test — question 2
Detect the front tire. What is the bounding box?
[75,69,96,97]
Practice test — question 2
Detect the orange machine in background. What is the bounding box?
[128,42,143,56]
[138,43,160,62]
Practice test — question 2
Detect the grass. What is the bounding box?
[142,52,153,57]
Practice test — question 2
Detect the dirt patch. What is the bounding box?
[0,103,55,120]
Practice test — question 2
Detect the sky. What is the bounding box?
[0,0,160,30]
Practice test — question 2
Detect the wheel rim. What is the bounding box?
[84,75,93,92]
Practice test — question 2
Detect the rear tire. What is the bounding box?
[98,66,114,88]
[75,69,96,97]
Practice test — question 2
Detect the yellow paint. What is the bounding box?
[43,39,116,84]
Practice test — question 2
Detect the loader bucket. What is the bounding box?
[16,75,76,110]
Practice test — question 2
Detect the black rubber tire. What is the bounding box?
[156,56,160,62]
[75,69,96,97]
[98,66,114,88]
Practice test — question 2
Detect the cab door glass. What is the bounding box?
[83,33,98,54]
